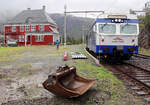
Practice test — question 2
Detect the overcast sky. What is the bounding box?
[0,0,149,18]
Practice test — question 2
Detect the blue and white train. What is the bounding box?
[86,13,139,60]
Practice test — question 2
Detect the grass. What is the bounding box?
[0,46,29,57]
[66,48,145,105]
[71,60,124,103]
[0,45,146,105]
[0,74,8,79]
[139,47,150,55]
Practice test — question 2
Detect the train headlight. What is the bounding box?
[111,19,124,23]
[115,19,118,22]
[118,19,121,22]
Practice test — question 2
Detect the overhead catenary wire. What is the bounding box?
[63,4,104,46]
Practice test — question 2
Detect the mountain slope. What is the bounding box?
[49,13,94,39]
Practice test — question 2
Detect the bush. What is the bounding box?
[48,43,53,45]
[66,42,72,45]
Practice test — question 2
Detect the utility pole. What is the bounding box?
[82,25,84,44]
[82,13,87,44]
[64,5,67,46]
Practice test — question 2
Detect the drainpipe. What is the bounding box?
[24,25,27,47]
[30,25,32,46]
[25,35,27,46]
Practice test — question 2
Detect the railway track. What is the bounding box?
[133,54,150,59]
[109,64,150,93]
[86,49,150,103]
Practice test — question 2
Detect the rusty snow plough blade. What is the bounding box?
[43,65,95,98]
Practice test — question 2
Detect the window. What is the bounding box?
[31,25,36,32]
[120,24,137,34]
[12,26,16,32]
[39,25,44,32]
[99,24,116,34]
[93,25,97,32]
[6,35,10,40]
[25,25,30,32]
[20,26,24,32]
[36,35,44,42]
[19,35,25,42]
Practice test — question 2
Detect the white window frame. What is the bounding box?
[20,26,25,32]
[19,35,25,42]
[31,25,36,32]
[12,26,16,32]
[36,35,44,42]
[25,25,30,32]
[39,25,44,32]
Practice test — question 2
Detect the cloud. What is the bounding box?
[0,0,148,21]
[0,0,148,12]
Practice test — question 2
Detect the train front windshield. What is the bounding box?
[99,24,116,34]
[120,24,137,34]
[98,23,138,35]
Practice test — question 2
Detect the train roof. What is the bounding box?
[97,13,138,19]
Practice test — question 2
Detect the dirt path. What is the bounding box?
[0,46,67,104]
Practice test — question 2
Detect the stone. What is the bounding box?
[144,97,150,103]
[136,91,148,96]
[131,86,140,90]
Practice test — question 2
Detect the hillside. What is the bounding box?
[49,13,94,39]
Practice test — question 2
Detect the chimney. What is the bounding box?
[27,8,31,10]
[43,5,46,11]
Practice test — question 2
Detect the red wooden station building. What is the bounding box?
[4,6,60,46]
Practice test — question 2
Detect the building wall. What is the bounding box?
[17,35,53,46]
[4,24,59,46]
[32,35,53,45]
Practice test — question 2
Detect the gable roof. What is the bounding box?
[7,8,57,26]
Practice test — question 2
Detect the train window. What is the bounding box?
[120,24,137,34]
[93,25,97,32]
[98,24,116,34]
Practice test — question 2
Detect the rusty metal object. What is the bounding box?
[43,65,95,98]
